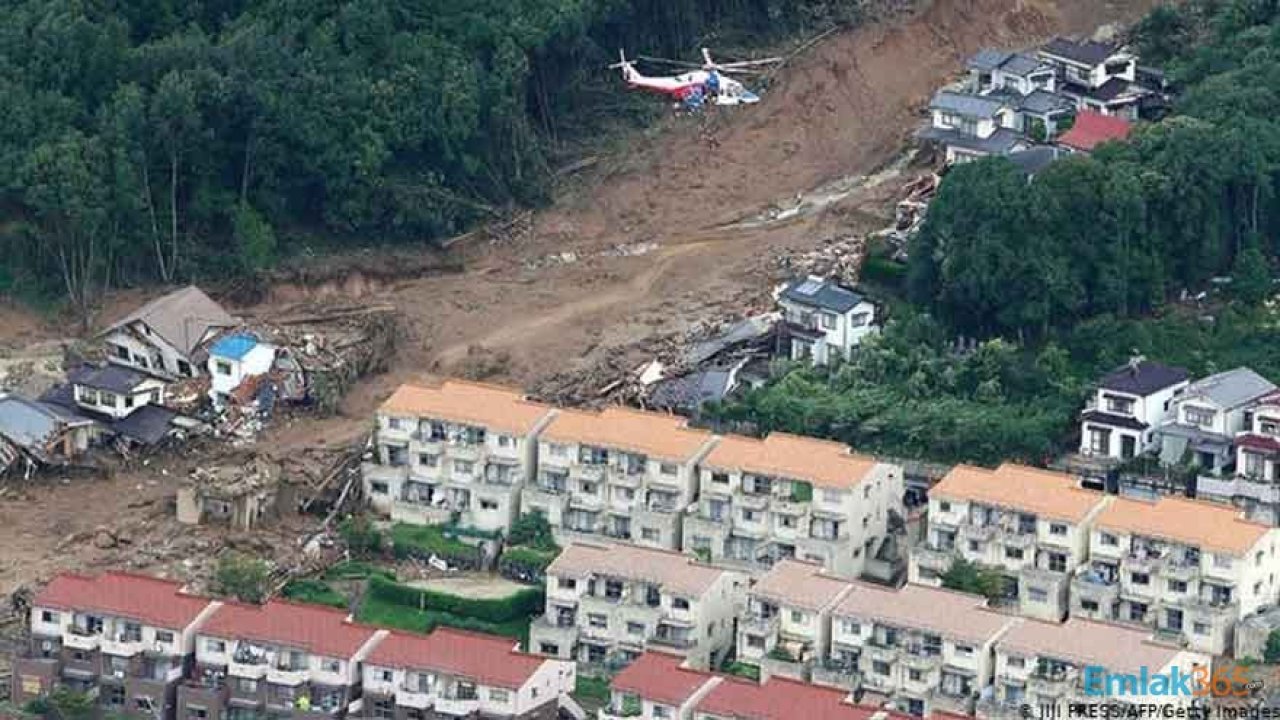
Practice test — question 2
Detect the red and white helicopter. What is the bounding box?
[610,48,781,109]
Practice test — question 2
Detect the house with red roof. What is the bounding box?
[600,651,720,720]
[178,599,386,720]
[1056,111,1132,153]
[11,572,221,718]
[361,627,576,719]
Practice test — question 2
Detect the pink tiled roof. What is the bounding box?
[35,572,212,631]
[611,652,715,707]
[367,628,549,690]
[199,600,375,659]
[697,676,906,720]
[1059,111,1132,152]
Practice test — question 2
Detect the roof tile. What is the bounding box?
[1095,495,1270,555]
[546,542,732,598]
[541,406,713,462]
[611,651,716,707]
[749,559,852,613]
[199,600,375,659]
[378,380,554,436]
[930,463,1106,523]
[702,433,879,490]
[34,572,213,631]
[367,628,551,690]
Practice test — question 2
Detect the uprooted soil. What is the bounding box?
[0,0,1157,598]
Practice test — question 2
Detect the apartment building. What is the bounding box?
[178,600,385,719]
[824,583,1019,717]
[910,464,1109,622]
[1070,495,1277,655]
[601,651,720,720]
[361,627,576,720]
[683,433,903,577]
[530,541,745,670]
[981,618,1209,717]
[524,407,717,549]
[736,559,853,682]
[363,380,556,534]
[10,572,221,720]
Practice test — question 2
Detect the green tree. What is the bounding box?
[214,551,271,603]
[1265,628,1280,663]
[338,515,383,559]
[940,558,1006,604]
[232,203,277,272]
[508,511,557,551]
[1233,236,1272,304]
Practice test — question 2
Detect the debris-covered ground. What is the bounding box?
[0,0,1157,609]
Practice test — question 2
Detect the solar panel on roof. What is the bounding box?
[795,279,823,295]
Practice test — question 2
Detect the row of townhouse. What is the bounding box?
[909,462,1280,656]
[10,571,577,720]
[529,541,747,670]
[1077,360,1280,521]
[603,603,1206,720]
[920,36,1160,164]
[362,379,904,578]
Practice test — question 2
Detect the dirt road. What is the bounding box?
[0,0,1158,596]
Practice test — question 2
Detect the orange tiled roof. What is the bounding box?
[930,463,1105,522]
[1095,495,1270,555]
[701,433,878,489]
[540,406,713,462]
[378,380,553,435]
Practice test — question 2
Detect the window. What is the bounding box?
[955,644,974,656]
[587,614,607,629]
[820,312,837,330]
[497,435,512,448]
[557,577,577,591]
[1100,533,1118,546]
[1167,579,1187,593]
[1105,394,1135,415]
[490,689,510,703]
[1007,656,1025,669]
[205,639,226,653]
[1049,523,1068,536]
[652,705,672,719]
[822,488,843,504]
[370,481,388,495]
[1193,622,1210,635]
[660,463,678,475]
[641,527,659,541]
[908,669,923,681]
[672,597,690,611]
[1131,572,1150,586]
[1128,603,1147,622]
[939,501,951,512]
[215,361,233,376]
[323,658,341,673]
[1081,599,1099,612]
[177,359,192,376]
[103,685,126,707]
[841,620,861,635]
[1244,452,1265,479]
[124,395,135,408]
[711,472,729,485]
[454,460,474,475]
[791,610,806,624]
[742,509,760,522]
[377,668,394,682]
[968,540,981,552]
[1047,552,1067,573]
[1005,547,1024,560]
[550,443,567,457]
[1184,406,1215,427]
[480,499,498,510]
[540,643,559,655]
[388,417,403,430]
[627,621,645,636]
[40,610,59,624]
[185,706,208,720]
[873,660,891,676]
[371,698,395,719]
[1213,554,1233,569]
[778,515,797,529]
[1027,588,1048,603]
[114,344,130,360]
[747,635,765,649]
[419,453,439,467]
[99,391,119,407]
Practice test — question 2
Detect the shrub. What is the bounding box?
[498,547,557,583]
[573,675,611,703]
[508,511,557,551]
[1265,628,1280,663]
[722,661,761,681]
[214,552,270,603]
[940,558,1005,604]
[390,523,482,569]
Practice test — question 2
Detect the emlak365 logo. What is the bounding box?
[1082,664,1258,698]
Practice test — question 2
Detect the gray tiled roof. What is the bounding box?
[1182,367,1277,409]
[967,49,1011,72]
[102,285,236,356]
[1018,89,1075,114]
[918,125,1026,155]
[1100,361,1189,396]
[780,277,865,313]
[929,90,1008,119]
[1041,37,1121,67]
[1001,53,1049,77]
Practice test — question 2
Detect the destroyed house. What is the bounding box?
[180,600,384,720]
[364,380,556,534]
[10,572,221,720]
[0,393,98,472]
[776,276,878,366]
[362,627,576,719]
[207,333,277,409]
[100,285,236,379]
[42,365,180,446]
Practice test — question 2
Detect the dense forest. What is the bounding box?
[713,0,1280,465]
[0,0,872,310]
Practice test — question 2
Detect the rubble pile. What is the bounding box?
[179,455,281,529]
[773,234,867,287]
[872,171,939,261]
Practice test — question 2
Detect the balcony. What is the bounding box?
[1027,667,1076,698]
[771,497,809,517]
[1163,560,1199,582]
[569,493,605,513]
[572,464,606,482]
[1003,532,1036,550]
[738,493,770,510]
[734,521,769,540]
[600,705,643,720]
[960,524,998,543]
[229,659,270,680]
[650,632,697,651]
[607,469,643,488]
[434,697,481,715]
[396,687,435,710]
[740,612,780,636]
[865,641,899,664]
[1071,573,1119,611]
[811,661,860,692]
[901,649,943,672]
[268,665,311,686]
[1122,552,1167,576]
[63,628,101,651]
[913,544,955,575]
[445,442,483,462]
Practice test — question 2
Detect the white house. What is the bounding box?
[776,276,878,366]
[99,286,236,380]
[1079,359,1189,460]
[207,333,277,408]
[1037,37,1151,119]
[917,90,1029,163]
[1158,367,1277,475]
[67,365,166,420]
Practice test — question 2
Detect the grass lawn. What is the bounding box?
[390,523,475,557]
[355,592,532,646]
[281,579,348,609]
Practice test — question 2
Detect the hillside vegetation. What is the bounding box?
[0,0,877,311]
[714,0,1280,465]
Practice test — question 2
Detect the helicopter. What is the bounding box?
[609,48,781,109]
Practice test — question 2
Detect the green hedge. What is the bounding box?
[365,575,544,623]
[390,523,483,569]
[282,579,348,609]
[323,561,396,581]
[357,594,529,642]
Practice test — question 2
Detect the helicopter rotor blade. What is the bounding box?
[636,55,704,69]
